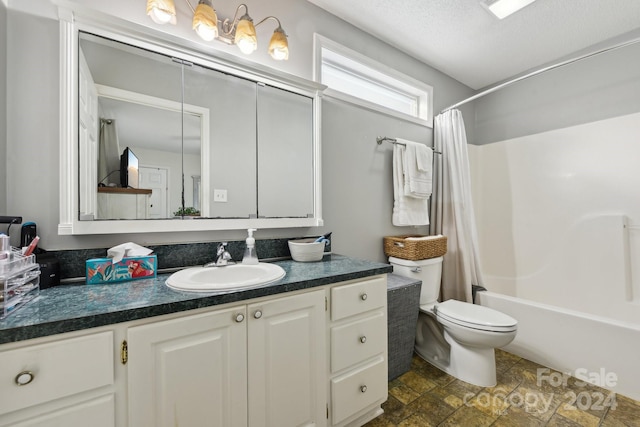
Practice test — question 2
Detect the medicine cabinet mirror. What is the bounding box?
[59,19,323,235]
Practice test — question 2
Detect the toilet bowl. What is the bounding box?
[390,256,517,387]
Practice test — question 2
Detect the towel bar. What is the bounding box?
[376,136,442,154]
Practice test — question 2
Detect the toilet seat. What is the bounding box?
[435,299,517,332]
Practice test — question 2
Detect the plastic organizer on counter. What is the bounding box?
[0,248,40,319]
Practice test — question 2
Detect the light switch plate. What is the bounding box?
[214,189,228,202]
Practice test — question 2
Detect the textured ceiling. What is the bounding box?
[307,0,640,89]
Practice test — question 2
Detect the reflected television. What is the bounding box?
[120,147,139,188]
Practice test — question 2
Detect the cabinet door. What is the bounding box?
[128,306,248,427]
[248,290,326,427]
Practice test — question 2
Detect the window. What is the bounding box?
[314,35,433,126]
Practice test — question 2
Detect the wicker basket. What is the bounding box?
[383,235,447,260]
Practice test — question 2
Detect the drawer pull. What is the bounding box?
[235,313,245,323]
[360,293,368,301]
[359,336,367,344]
[411,267,422,273]
[360,385,367,393]
[15,371,35,386]
[254,310,263,319]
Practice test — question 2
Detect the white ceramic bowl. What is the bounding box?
[288,238,326,262]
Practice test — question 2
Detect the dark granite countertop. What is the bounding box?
[0,254,392,345]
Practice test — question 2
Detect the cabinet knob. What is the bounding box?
[254,310,263,319]
[235,313,245,323]
[360,293,368,301]
[360,385,367,393]
[15,371,35,386]
[359,336,367,344]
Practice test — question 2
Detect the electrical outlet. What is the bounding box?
[214,189,228,202]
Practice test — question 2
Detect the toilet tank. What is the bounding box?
[389,256,443,306]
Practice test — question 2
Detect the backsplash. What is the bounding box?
[45,236,330,281]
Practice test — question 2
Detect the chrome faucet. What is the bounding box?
[208,242,235,267]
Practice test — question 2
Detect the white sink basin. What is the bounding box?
[166,263,286,292]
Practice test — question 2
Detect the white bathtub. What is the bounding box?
[476,215,640,400]
[478,290,640,401]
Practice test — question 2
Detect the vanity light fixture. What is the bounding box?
[481,0,537,19]
[145,0,289,60]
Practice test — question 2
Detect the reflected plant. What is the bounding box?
[174,206,200,216]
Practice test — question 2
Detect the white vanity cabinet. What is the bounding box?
[127,289,326,427]
[0,274,388,427]
[328,276,388,427]
[0,331,116,427]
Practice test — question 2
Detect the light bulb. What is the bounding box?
[150,7,173,24]
[195,24,218,41]
[237,38,257,54]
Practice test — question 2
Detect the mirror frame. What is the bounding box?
[58,8,325,235]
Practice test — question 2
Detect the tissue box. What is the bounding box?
[86,255,157,285]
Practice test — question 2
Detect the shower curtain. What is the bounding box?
[430,109,484,303]
[98,119,121,186]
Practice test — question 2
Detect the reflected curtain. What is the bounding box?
[430,109,484,303]
[98,119,121,186]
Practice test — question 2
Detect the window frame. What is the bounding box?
[313,34,433,127]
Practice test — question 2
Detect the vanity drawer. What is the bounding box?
[331,276,386,321]
[331,310,386,373]
[0,331,114,415]
[330,356,387,425]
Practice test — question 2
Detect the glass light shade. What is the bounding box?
[193,2,218,41]
[234,16,257,54]
[146,0,176,25]
[268,27,289,60]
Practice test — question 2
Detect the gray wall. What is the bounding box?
[4,2,474,261]
[0,1,6,215]
[6,10,59,247]
[472,29,640,145]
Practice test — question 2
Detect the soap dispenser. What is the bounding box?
[242,228,259,265]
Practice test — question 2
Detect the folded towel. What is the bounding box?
[392,143,430,226]
[398,139,432,199]
[405,234,443,241]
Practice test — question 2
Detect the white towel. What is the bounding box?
[399,139,432,199]
[405,234,443,241]
[392,143,430,226]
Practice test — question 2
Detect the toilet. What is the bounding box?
[389,256,517,387]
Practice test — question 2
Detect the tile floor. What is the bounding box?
[364,350,640,426]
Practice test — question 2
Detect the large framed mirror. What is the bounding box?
[58,14,324,235]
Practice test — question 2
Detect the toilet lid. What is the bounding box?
[435,299,517,332]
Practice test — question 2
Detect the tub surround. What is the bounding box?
[0,254,390,344]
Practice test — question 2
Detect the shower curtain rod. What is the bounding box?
[376,136,442,154]
[440,35,640,114]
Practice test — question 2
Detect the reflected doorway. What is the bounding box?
[140,166,169,218]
